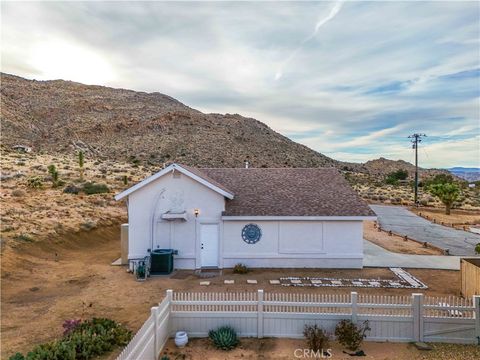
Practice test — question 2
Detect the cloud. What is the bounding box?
[1,1,478,168]
[275,1,343,80]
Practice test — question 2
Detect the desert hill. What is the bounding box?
[1,73,339,169]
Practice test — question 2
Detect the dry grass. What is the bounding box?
[410,207,480,226]
[348,172,480,210]
[1,150,152,246]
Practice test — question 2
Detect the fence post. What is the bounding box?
[412,293,424,342]
[351,292,358,325]
[152,306,159,360]
[474,295,480,345]
[166,290,173,337]
[257,289,264,339]
[166,289,173,304]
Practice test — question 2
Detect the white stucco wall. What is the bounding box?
[222,220,363,268]
[127,170,225,269]
[125,169,365,269]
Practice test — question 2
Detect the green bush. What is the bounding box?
[475,243,480,255]
[232,263,249,274]
[303,324,330,352]
[334,320,370,351]
[63,184,80,195]
[208,326,239,350]
[82,182,110,195]
[384,169,408,185]
[26,176,43,189]
[9,318,132,360]
[8,353,24,360]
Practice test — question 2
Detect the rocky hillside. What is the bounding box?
[1,73,339,169]
[363,158,447,179]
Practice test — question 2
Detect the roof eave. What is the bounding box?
[114,163,234,201]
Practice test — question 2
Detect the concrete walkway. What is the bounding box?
[363,240,461,270]
[370,204,479,256]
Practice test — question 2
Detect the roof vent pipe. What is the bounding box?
[245,160,249,169]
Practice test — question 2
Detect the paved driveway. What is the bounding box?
[363,240,460,270]
[370,205,479,256]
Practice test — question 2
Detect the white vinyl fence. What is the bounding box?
[118,290,480,360]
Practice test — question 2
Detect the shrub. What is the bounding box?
[14,233,33,242]
[208,326,239,350]
[10,318,132,360]
[8,353,24,360]
[475,243,480,255]
[63,184,80,194]
[232,263,249,274]
[334,320,370,351]
[11,189,25,197]
[63,319,82,335]
[26,176,43,189]
[82,182,110,195]
[303,324,330,352]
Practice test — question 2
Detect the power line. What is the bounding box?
[408,133,427,205]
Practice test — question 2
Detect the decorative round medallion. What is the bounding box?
[241,224,262,244]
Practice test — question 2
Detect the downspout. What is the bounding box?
[150,188,166,252]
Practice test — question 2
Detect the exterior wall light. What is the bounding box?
[194,209,200,217]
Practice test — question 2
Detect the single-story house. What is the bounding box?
[114,163,376,269]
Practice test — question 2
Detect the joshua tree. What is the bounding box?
[47,164,59,187]
[78,151,85,180]
[428,182,460,215]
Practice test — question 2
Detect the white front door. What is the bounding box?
[200,224,219,267]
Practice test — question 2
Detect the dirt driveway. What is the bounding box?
[0,226,463,358]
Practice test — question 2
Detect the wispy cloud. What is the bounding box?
[275,1,343,80]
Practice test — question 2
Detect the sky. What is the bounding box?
[1,1,479,168]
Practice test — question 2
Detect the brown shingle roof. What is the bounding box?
[198,167,376,217]
[178,163,234,196]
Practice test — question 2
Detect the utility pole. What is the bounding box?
[408,133,426,206]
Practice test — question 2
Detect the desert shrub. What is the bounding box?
[475,243,480,255]
[63,184,80,194]
[63,319,82,335]
[385,169,408,185]
[82,182,110,195]
[303,324,330,352]
[11,318,132,360]
[11,189,25,197]
[26,176,43,189]
[424,174,455,187]
[232,263,249,274]
[334,320,370,351]
[14,233,33,242]
[208,326,239,350]
[8,353,24,360]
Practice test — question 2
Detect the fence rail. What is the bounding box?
[117,290,480,360]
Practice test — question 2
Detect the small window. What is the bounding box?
[173,172,181,179]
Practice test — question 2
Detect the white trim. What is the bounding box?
[222,253,362,259]
[221,216,377,221]
[114,163,234,201]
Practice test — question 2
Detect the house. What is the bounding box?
[114,163,376,269]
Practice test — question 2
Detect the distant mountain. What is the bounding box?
[363,157,449,179]
[448,167,480,182]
